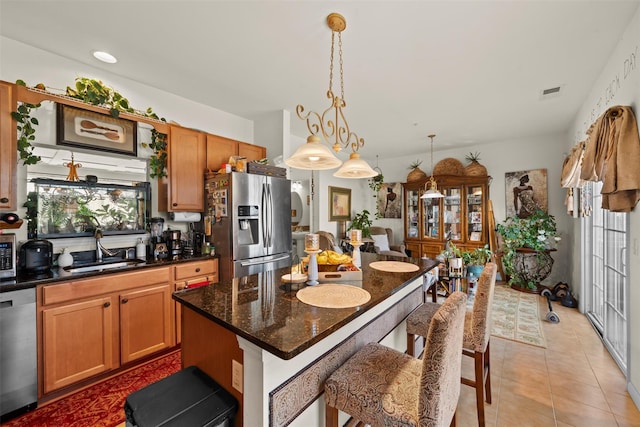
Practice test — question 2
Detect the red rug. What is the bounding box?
[1,349,181,427]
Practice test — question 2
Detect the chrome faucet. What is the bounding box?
[95,228,120,262]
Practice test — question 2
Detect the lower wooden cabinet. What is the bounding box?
[41,296,118,394]
[38,266,173,395]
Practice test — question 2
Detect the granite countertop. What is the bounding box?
[0,254,220,293]
[173,253,437,360]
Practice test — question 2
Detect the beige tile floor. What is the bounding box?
[456,292,640,427]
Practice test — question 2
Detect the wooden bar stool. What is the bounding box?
[324,292,468,427]
[406,263,497,427]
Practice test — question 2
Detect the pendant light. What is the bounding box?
[286,13,376,178]
[420,134,444,199]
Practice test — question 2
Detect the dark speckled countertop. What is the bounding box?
[0,255,220,293]
[173,253,437,360]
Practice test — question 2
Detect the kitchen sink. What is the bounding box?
[63,259,145,274]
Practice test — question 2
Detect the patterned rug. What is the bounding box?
[1,349,181,427]
[491,284,547,348]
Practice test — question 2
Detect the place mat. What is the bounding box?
[296,284,371,309]
[369,261,420,273]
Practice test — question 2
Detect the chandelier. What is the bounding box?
[420,134,444,199]
[286,13,377,178]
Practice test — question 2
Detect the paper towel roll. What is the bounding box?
[169,212,202,222]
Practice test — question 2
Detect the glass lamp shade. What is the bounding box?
[420,176,444,199]
[333,152,377,179]
[285,135,342,170]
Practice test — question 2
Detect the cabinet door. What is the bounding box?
[238,142,266,162]
[466,184,485,243]
[206,134,238,171]
[443,186,463,241]
[422,197,441,241]
[167,126,206,211]
[0,82,17,210]
[120,284,173,364]
[405,187,420,240]
[42,296,117,393]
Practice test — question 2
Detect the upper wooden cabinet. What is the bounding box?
[166,125,207,211]
[403,175,491,259]
[0,81,17,210]
[206,134,266,171]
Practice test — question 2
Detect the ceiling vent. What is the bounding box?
[540,85,563,100]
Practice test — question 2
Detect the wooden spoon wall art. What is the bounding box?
[80,128,121,141]
[80,119,119,133]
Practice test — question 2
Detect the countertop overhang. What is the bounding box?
[173,253,437,360]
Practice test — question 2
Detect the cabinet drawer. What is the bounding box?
[174,259,218,281]
[42,266,171,305]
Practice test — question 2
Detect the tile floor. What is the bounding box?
[456,289,640,427]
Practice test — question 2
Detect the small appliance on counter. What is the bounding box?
[165,229,181,260]
[0,234,17,280]
[149,217,168,260]
[19,239,53,274]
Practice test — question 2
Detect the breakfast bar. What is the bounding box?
[173,253,437,427]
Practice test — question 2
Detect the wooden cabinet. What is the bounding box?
[172,258,218,344]
[0,81,17,210]
[206,134,266,171]
[403,175,491,259]
[38,266,172,395]
[165,125,206,211]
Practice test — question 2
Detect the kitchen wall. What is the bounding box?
[1,36,255,254]
[567,6,640,405]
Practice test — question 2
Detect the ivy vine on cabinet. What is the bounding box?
[402,175,491,259]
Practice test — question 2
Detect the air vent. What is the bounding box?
[540,85,564,100]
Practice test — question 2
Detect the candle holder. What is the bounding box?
[350,240,362,268]
[305,249,321,286]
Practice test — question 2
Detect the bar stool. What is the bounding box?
[406,263,497,427]
[324,292,468,427]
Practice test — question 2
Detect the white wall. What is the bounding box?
[568,6,640,404]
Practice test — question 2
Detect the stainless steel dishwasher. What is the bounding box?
[0,287,37,421]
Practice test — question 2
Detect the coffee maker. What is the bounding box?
[165,229,182,260]
[149,217,168,260]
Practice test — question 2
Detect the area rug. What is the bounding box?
[491,284,547,348]
[1,349,181,427]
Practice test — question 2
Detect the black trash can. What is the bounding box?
[125,366,238,427]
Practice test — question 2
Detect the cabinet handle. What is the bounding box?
[172,203,177,207]
[195,267,201,273]
[0,197,8,203]
[103,302,111,308]
[122,298,129,304]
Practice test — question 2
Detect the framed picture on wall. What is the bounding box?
[57,104,138,156]
[329,186,351,221]
[376,182,402,218]
[505,168,548,218]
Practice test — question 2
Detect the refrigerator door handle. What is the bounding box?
[267,182,273,248]
[240,254,290,267]
[261,182,268,249]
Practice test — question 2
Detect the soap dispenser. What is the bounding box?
[136,238,146,261]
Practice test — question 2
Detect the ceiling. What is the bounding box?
[1,1,638,163]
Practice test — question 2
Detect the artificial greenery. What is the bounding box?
[11,80,42,165]
[497,209,560,287]
[461,244,493,266]
[408,159,423,170]
[347,209,373,238]
[23,191,38,238]
[11,78,168,178]
[368,173,384,218]
[465,151,481,162]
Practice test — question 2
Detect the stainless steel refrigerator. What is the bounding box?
[206,172,292,281]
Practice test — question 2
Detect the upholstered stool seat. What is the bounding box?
[406,263,497,427]
[325,292,468,427]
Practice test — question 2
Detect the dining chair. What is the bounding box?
[406,262,497,427]
[324,291,468,427]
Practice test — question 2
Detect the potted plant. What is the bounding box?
[497,209,561,293]
[348,209,372,238]
[462,244,493,277]
[369,173,385,218]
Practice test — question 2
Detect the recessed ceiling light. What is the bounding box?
[92,51,117,64]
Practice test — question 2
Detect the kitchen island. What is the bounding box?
[173,253,437,427]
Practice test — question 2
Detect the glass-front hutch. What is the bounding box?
[402,175,491,259]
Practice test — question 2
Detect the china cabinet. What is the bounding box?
[403,175,491,259]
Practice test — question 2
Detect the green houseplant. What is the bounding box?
[497,209,560,292]
[462,244,493,277]
[347,209,373,238]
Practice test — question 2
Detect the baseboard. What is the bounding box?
[629,381,640,411]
